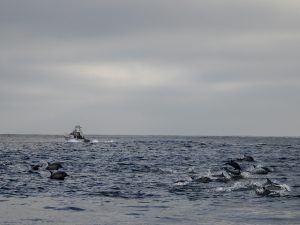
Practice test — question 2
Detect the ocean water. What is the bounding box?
[0,135,299,225]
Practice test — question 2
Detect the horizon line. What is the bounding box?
[0,133,299,138]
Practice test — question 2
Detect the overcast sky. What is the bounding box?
[0,0,300,136]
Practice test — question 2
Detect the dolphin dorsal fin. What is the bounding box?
[266,178,272,184]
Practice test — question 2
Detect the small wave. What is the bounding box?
[174,180,190,186]
[241,172,251,178]
[92,190,126,198]
[44,206,85,211]
[103,139,114,143]
[214,181,254,193]
[152,167,178,174]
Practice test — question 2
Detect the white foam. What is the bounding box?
[241,171,251,178]
[188,166,195,173]
[279,184,291,192]
[67,139,82,143]
[91,139,99,143]
[174,180,190,186]
[215,187,225,192]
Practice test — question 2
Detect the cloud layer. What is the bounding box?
[1,0,300,135]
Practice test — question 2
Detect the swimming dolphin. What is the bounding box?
[263,178,287,191]
[252,165,272,174]
[237,155,254,162]
[194,176,212,183]
[46,162,63,171]
[261,167,272,172]
[190,175,212,183]
[225,160,241,171]
[211,172,230,182]
[255,187,280,197]
[211,173,225,178]
[224,167,241,176]
[31,164,40,170]
[49,171,69,180]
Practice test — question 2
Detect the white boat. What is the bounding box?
[64,125,91,143]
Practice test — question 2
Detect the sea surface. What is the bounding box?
[0,135,299,225]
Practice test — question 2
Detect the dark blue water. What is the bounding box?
[0,135,299,225]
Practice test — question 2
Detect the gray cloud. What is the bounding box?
[1,1,299,37]
[0,0,300,135]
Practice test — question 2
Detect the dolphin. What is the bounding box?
[225,160,241,171]
[263,178,287,191]
[195,176,212,183]
[49,171,69,180]
[252,165,272,174]
[31,164,40,170]
[212,172,230,182]
[261,167,272,172]
[255,186,281,197]
[224,167,241,176]
[190,175,212,183]
[224,160,242,179]
[46,162,63,171]
[237,155,254,162]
